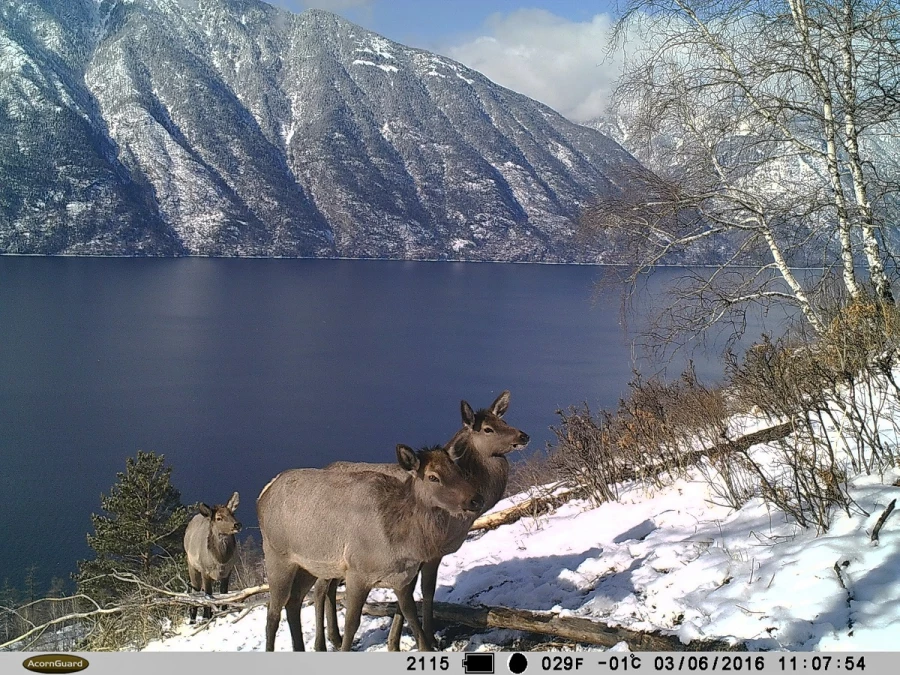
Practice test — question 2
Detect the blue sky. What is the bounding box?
[270,1,621,49]
[268,1,630,122]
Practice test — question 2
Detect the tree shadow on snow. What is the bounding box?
[783,539,900,651]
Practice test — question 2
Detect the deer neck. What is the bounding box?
[378,475,453,562]
[206,526,235,565]
[453,438,510,513]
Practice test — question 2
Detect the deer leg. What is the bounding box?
[419,559,441,644]
[396,579,433,652]
[387,610,405,652]
[326,578,342,649]
[187,566,202,624]
[218,573,231,612]
[202,576,214,620]
[313,577,330,651]
[387,569,418,651]
[285,568,316,652]
[340,575,371,651]
[263,554,297,652]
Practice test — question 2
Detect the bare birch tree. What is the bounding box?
[587,0,900,345]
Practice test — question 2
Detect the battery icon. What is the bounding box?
[462,653,495,674]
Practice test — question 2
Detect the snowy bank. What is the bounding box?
[144,456,900,651]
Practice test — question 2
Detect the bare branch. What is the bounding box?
[0,606,124,651]
[870,498,897,543]
[587,0,900,348]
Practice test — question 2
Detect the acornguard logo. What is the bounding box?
[22,654,89,674]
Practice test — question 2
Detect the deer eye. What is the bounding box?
[427,474,440,483]
[484,427,495,434]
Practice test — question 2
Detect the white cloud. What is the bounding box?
[444,9,630,123]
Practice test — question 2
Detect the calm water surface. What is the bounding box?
[0,258,782,590]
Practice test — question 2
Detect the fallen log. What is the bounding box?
[470,421,796,533]
[362,600,743,652]
[471,488,585,532]
[701,421,796,459]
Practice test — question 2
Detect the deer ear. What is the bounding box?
[397,443,419,471]
[227,492,240,512]
[446,442,467,462]
[461,400,475,427]
[198,503,212,518]
[396,444,419,472]
[490,390,510,417]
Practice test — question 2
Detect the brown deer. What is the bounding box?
[183,492,242,623]
[314,390,529,651]
[257,444,484,651]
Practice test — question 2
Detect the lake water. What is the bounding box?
[0,258,786,591]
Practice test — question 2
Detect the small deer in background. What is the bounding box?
[184,491,241,623]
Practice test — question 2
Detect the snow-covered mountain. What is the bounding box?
[0,0,639,260]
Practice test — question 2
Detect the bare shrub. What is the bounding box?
[548,367,729,504]
[549,405,622,505]
[724,301,900,531]
[80,589,184,652]
[725,336,845,530]
[697,450,760,511]
[1,563,187,652]
[229,534,266,591]
[76,558,187,651]
[507,452,560,498]
[620,367,729,486]
[0,584,82,652]
[816,300,900,473]
[546,298,900,530]
[2,542,265,652]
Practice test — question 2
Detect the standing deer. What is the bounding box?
[314,390,529,651]
[183,492,242,623]
[257,444,484,651]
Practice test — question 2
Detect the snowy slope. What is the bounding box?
[143,432,900,651]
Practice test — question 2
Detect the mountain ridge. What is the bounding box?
[1,0,639,261]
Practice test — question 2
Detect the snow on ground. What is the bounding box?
[144,382,900,652]
[144,452,900,652]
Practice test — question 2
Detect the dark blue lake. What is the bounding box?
[0,258,785,591]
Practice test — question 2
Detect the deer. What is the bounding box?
[313,390,529,651]
[183,492,242,623]
[257,444,484,651]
